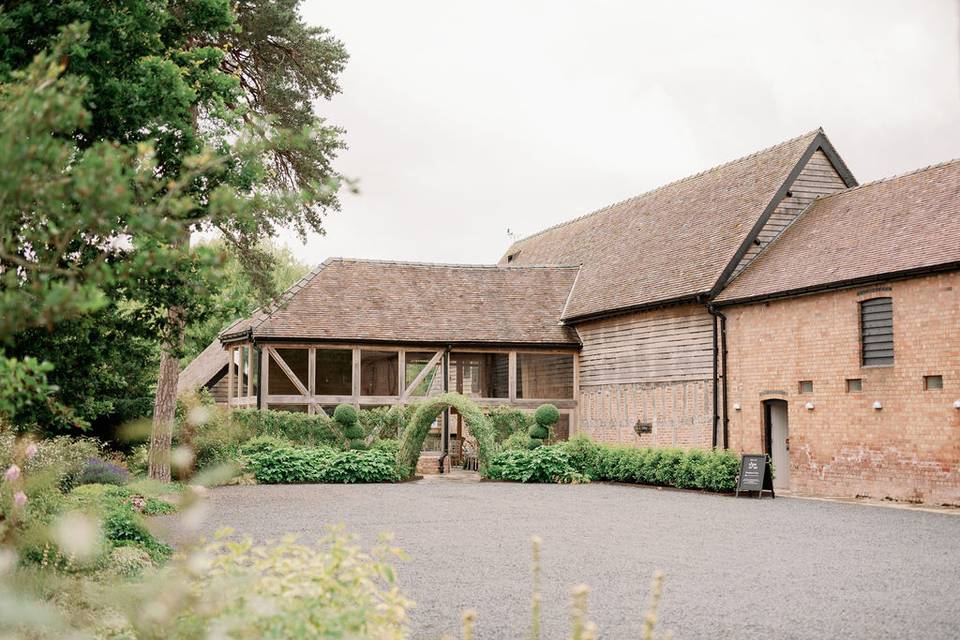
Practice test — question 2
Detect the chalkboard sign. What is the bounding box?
[736,454,775,498]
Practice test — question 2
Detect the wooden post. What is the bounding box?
[397,350,405,400]
[246,346,254,401]
[261,347,270,411]
[572,352,580,435]
[307,347,316,414]
[508,351,517,402]
[227,347,235,406]
[237,346,244,399]
[352,347,361,408]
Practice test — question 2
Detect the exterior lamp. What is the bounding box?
[954,399,960,410]
[733,403,741,411]
[805,402,814,411]
[872,401,883,411]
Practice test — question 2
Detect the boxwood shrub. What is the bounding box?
[557,438,741,492]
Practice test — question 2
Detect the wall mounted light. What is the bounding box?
[954,399,960,410]
[873,401,883,411]
[805,402,815,411]
[733,403,741,411]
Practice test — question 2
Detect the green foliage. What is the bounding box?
[358,404,415,440]
[76,458,130,487]
[486,406,531,441]
[238,434,293,457]
[245,442,400,484]
[0,430,102,492]
[371,438,401,455]
[230,409,340,447]
[528,424,550,441]
[534,404,560,427]
[333,403,358,426]
[501,430,533,452]
[559,437,742,492]
[487,447,588,484]
[397,393,497,477]
[107,546,154,578]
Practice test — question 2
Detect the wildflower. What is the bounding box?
[3,465,20,482]
[25,443,38,459]
[13,491,27,508]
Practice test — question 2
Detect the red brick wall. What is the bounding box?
[723,271,960,505]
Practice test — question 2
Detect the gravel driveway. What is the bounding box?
[156,479,960,639]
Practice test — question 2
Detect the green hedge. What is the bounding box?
[559,435,741,492]
[245,442,401,484]
[230,409,341,447]
[487,447,588,484]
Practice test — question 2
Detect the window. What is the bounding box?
[268,348,309,395]
[315,349,352,395]
[449,353,509,398]
[924,375,943,390]
[516,353,575,399]
[846,378,863,393]
[860,297,893,366]
[798,380,813,394]
[405,351,441,397]
[360,350,399,396]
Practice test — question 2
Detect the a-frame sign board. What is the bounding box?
[735,453,775,498]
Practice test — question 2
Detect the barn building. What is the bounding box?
[179,128,960,503]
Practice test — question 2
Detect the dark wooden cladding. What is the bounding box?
[577,305,714,385]
[730,150,848,280]
[860,297,894,365]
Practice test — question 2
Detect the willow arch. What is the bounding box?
[397,393,497,477]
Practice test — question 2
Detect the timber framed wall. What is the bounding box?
[575,303,715,448]
[223,342,579,430]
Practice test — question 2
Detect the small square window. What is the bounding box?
[924,375,943,390]
[846,378,863,392]
[799,380,814,394]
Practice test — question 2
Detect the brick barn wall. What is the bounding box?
[723,271,960,505]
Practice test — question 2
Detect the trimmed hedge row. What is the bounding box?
[230,409,341,446]
[562,435,741,492]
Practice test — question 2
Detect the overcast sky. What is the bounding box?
[278,0,960,266]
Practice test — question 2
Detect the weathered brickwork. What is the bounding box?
[723,271,960,505]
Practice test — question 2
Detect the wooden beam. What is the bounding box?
[352,347,361,407]
[400,350,443,401]
[307,347,316,415]
[397,350,405,398]
[266,346,308,396]
[227,347,235,404]
[246,346,254,398]
[572,353,580,435]
[261,348,269,410]
[508,351,517,402]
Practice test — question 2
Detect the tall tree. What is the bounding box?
[1,1,349,480]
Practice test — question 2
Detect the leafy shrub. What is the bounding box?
[487,446,588,484]
[246,444,400,484]
[333,403,358,427]
[319,449,400,484]
[398,393,497,477]
[77,458,130,486]
[108,546,153,577]
[66,484,172,562]
[674,449,707,489]
[125,444,150,476]
[698,450,741,492]
[560,435,603,479]
[528,424,549,441]
[486,406,531,441]
[501,430,532,451]
[238,435,292,457]
[246,446,334,484]
[534,404,560,427]
[230,409,339,447]
[370,438,401,455]
[0,431,103,491]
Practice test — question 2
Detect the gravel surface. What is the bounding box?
[156,480,960,639]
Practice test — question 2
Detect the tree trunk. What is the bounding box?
[148,305,185,482]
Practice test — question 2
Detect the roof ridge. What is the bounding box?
[815,156,960,201]
[335,257,581,269]
[507,128,823,248]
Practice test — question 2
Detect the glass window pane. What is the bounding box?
[268,348,309,395]
[449,353,509,398]
[315,348,352,395]
[406,351,441,397]
[361,350,399,396]
[516,353,574,399]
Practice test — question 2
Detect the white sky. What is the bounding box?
[277,0,960,266]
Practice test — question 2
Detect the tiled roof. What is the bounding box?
[177,338,228,392]
[221,258,581,345]
[716,159,960,303]
[500,129,829,320]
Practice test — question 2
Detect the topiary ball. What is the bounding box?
[528,424,549,441]
[534,404,560,427]
[343,422,364,440]
[526,438,543,450]
[333,403,358,426]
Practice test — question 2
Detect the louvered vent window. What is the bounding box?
[860,297,894,366]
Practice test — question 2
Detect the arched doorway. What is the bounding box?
[763,399,790,490]
[397,393,496,477]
